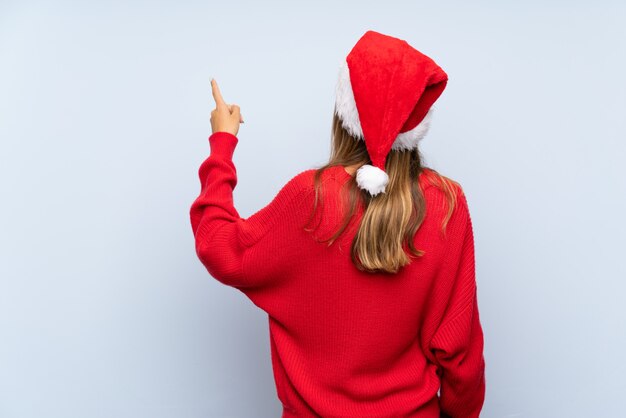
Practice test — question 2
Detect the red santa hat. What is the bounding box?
[334,30,448,196]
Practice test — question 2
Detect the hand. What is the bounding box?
[210,78,244,137]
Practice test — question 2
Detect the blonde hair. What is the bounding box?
[304,112,460,274]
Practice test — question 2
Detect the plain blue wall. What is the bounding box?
[1,1,625,417]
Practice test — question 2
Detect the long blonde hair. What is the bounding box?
[304,113,460,274]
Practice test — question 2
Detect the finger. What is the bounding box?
[230,105,243,123]
[227,104,244,122]
[225,103,242,123]
[211,78,227,109]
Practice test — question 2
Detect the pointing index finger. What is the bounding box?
[211,78,227,108]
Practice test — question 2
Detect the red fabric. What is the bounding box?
[346,30,448,171]
[190,131,486,418]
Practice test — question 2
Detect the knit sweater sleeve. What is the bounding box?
[189,131,308,289]
[428,191,486,418]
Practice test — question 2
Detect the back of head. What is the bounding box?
[308,30,461,274]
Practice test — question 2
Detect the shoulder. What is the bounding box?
[238,169,318,247]
[288,168,318,187]
[278,168,317,197]
[420,167,470,222]
[280,167,339,195]
[265,168,322,212]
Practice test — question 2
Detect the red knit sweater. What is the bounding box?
[190,131,486,418]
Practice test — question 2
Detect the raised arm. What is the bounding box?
[190,131,312,289]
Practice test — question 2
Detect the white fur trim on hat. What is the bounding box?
[334,58,434,150]
[391,107,434,151]
[355,164,389,196]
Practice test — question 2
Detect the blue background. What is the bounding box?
[1,1,625,417]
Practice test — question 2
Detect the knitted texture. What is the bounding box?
[190,131,486,418]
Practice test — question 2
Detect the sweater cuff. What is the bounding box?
[208,131,238,160]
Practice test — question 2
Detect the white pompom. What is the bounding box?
[355,164,389,196]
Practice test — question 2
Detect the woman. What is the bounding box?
[190,30,486,418]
